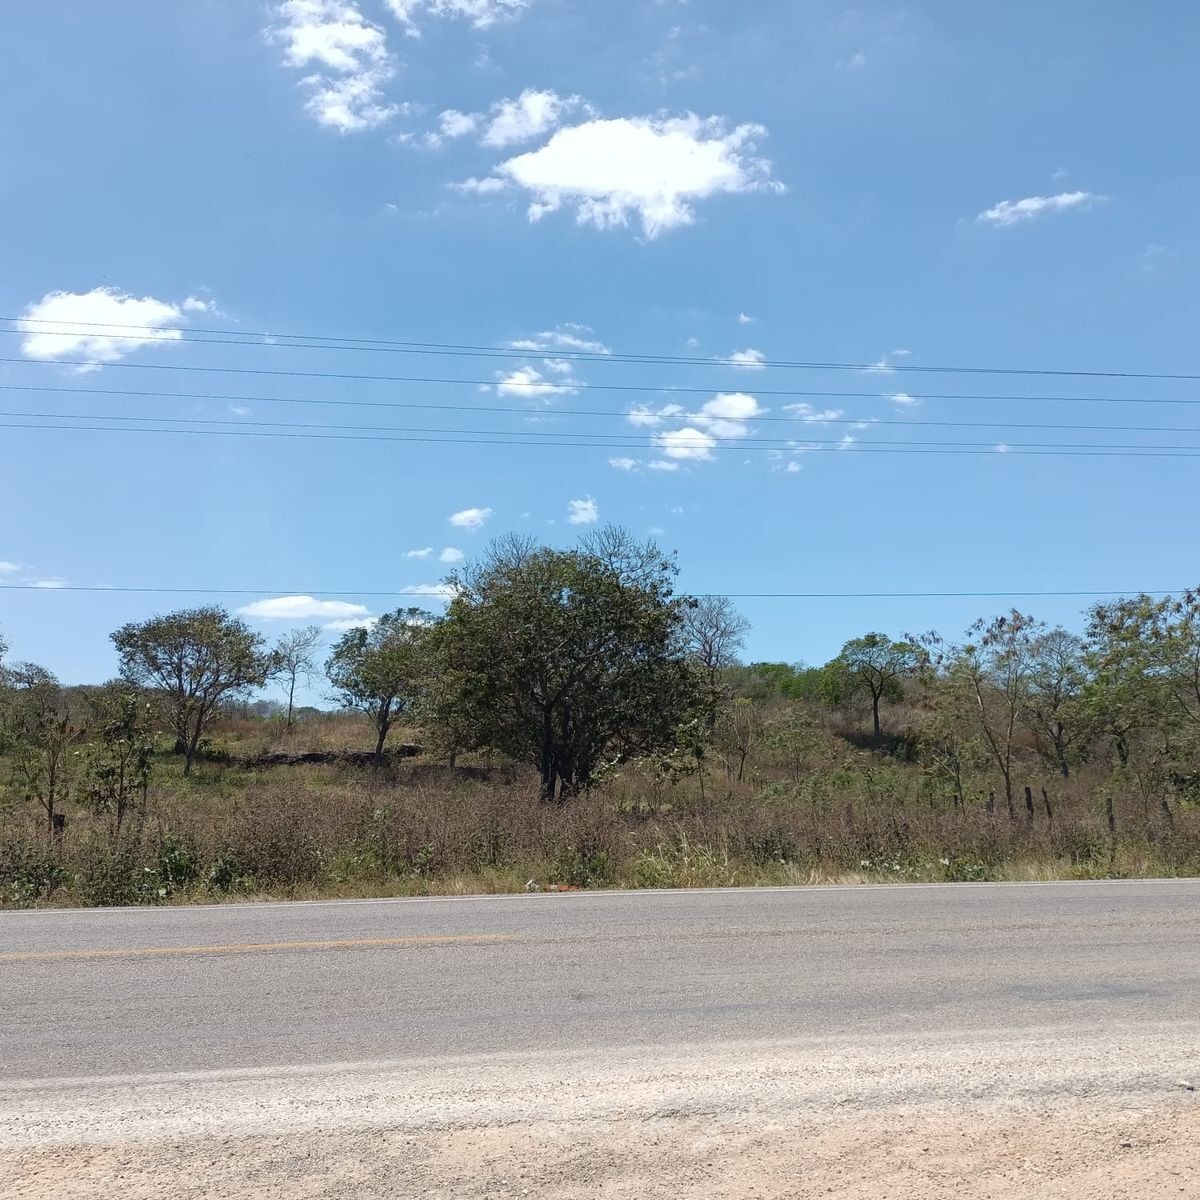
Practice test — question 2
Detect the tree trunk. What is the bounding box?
[986,789,995,815]
[286,675,296,731]
[1024,785,1035,822]
[374,721,389,761]
[1003,775,1015,820]
[1042,787,1053,828]
[1160,794,1175,829]
[871,692,882,739]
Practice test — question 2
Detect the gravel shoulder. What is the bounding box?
[4,1025,1198,1198]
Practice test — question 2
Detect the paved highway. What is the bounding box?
[2,879,1197,1079]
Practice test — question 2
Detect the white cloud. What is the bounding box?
[995,443,1010,454]
[456,175,509,194]
[18,288,183,370]
[385,0,531,31]
[889,392,919,407]
[726,348,766,370]
[654,426,717,461]
[737,312,755,325]
[401,582,457,603]
[626,402,684,428]
[27,578,68,590]
[0,561,22,574]
[507,324,610,354]
[495,365,578,398]
[976,191,1101,227]
[237,595,372,621]
[786,402,844,423]
[405,547,434,558]
[181,295,217,314]
[690,392,764,440]
[449,506,493,530]
[474,114,782,238]
[782,461,802,473]
[434,108,478,142]
[482,89,577,148]
[324,616,378,632]
[647,460,680,472]
[863,348,912,375]
[273,0,396,133]
[608,457,639,472]
[566,497,599,525]
[439,546,465,563]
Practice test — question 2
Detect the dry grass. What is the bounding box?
[2,713,1197,908]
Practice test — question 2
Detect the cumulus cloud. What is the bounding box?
[566,497,599,525]
[737,312,755,325]
[654,426,717,461]
[726,347,766,370]
[433,108,479,142]
[482,89,578,147]
[976,191,1101,227]
[439,546,465,563]
[889,392,919,407]
[495,365,578,398]
[273,0,397,133]
[449,506,492,530]
[237,595,372,621]
[470,114,781,237]
[27,578,69,590]
[405,547,434,558]
[18,288,185,370]
[608,457,639,472]
[0,561,24,574]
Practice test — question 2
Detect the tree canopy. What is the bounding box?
[111,606,273,774]
[431,528,703,799]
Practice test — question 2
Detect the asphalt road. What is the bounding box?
[2,879,1197,1082]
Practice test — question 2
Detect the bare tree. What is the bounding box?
[682,595,751,689]
[272,625,323,730]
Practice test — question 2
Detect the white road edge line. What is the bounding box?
[3,877,1197,917]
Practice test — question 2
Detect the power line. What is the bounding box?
[8,383,1200,433]
[5,356,1200,406]
[6,317,1200,381]
[3,408,1197,454]
[4,419,1200,457]
[0,584,1184,600]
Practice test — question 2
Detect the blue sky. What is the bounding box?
[1,0,1197,698]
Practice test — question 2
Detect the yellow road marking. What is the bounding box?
[0,933,519,963]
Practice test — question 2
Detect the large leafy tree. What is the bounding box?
[111,606,273,775]
[326,609,431,759]
[431,529,702,800]
[822,632,926,738]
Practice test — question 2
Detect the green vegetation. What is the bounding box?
[2,533,1198,907]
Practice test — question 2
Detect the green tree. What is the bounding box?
[432,529,702,800]
[933,612,1040,820]
[111,607,273,775]
[1022,627,1091,778]
[1,664,82,837]
[82,685,156,845]
[822,632,926,738]
[326,609,431,759]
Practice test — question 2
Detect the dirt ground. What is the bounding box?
[4,1030,1197,1199]
[5,1102,1199,1199]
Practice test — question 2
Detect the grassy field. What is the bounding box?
[2,708,1196,908]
